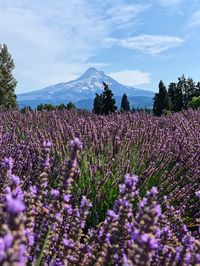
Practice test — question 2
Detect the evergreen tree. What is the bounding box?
[152,93,160,116]
[186,77,196,105]
[0,44,17,109]
[66,102,76,110]
[153,80,169,116]
[93,93,103,115]
[102,82,117,115]
[57,103,67,110]
[174,76,184,112]
[168,82,177,112]
[178,75,187,109]
[121,93,130,111]
[132,106,136,112]
[36,103,56,111]
[195,82,200,97]
[36,104,44,111]
[21,105,32,114]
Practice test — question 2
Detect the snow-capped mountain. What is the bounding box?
[17,67,154,109]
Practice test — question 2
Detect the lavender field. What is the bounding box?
[0,109,199,265]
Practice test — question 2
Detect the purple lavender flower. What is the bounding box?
[2,157,14,169]
[50,189,60,198]
[4,234,13,248]
[63,194,71,202]
[149,237,158,249]
[5,194,25,214]
[29,185,37,194]
[195,190,200,198]
[124,173,138,186]
[42,140,52,148]
[55,212,62,222]
[70,137,83,150]
[10,174,20,186]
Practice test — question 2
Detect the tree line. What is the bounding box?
[20,102,76,113]
[153,77,200,116]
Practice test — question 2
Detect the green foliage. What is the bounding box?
[132,106,136,112]
[195,82,200,97]
[121,93,130,111]
[35,102,76,112]
[188,96,200,109]
[153,80,169,116]
[66,101,76,110]
[185,77,196,107]
[0,44,17,109]
[93,93,103,114]
[153,75,200,115]
[73,144,138,227]
[20,106,32,114]
[175,75,185,111]
[163,108,172,116]
[57,103,67,110]
[93,82,117,115]
[168,82,177,112]
[102,82,117,115]
[36,103,56,111]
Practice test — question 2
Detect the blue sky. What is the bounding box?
[0,0,200,94]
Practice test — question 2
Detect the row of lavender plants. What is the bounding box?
[0,109,199,265]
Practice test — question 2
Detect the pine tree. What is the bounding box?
[66,102,76,110]
[153,80,169,116]
[168,82,177,112]
[93,93,103,114]
[21,105,32,114]
[174,76,184,112]
[152,93,160,116]
[102,82,117,115]
[178,75,189,109]
[57,103,67,110]
[186,77,196,105]
[37,103,56,111]
[132,106,136,112]
[121,93,130,111]
[0,44,17,109]
[195,82,200,97]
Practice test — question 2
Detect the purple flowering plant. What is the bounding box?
[0,109,199,265]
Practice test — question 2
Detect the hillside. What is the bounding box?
[17,67,154,109]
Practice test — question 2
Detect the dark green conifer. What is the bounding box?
[0,44,17,109]
[121,93,130,111]
[153,80,169,116]
[66,102,76,110]
[102,82,117,115]
[93,93,103,115]
[168,82,177,112]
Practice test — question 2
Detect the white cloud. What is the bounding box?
[117,35,184,55]
[109,70,151,86]
[104,3,149,29]
[188,10,200,27]
[0,0,148,93]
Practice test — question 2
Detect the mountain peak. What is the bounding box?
[17,67,154,110]
[78,67,105,80]
[86,67,98,73]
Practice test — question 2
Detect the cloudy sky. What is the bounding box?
[0,0,200,94]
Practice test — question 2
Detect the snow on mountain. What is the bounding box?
[17,67,154,108]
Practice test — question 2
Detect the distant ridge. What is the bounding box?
[17,67,154,109]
